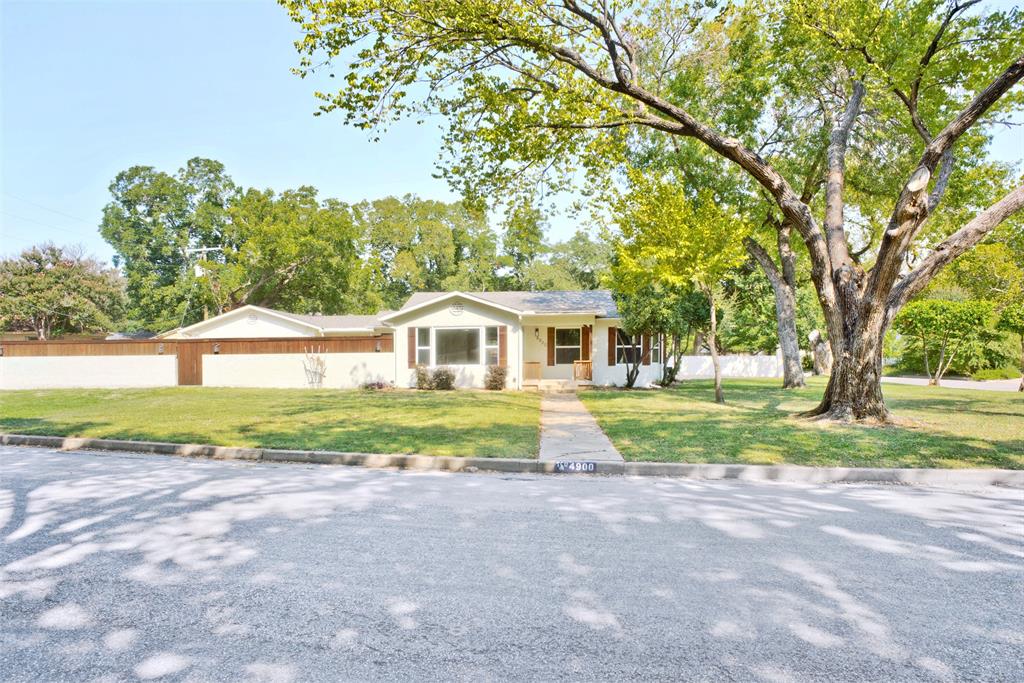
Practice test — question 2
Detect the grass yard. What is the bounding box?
[579,378,1023,469]
[0,388,541,458]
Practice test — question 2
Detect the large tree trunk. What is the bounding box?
[808,319,889,421]
[706,287,724,404]
[744,233,805,389]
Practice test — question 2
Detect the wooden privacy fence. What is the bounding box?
[0,335,394,386]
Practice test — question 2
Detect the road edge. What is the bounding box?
[2,433,1022,487]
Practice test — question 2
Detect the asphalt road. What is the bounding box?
[1,447,1022,682]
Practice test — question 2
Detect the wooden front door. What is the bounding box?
[176,343,203,385]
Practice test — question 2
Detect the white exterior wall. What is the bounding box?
[521,314,603,381]
[390,298,522,388]
[0,356,178,390]
[591,319,664,387]
[171,309,318,339]
[203,353,394,389]
[672,353,783,379]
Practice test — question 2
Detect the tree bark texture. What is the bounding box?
[744,235,805,389]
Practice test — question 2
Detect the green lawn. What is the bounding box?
[579,378,1023,469]
[0,388,541,458]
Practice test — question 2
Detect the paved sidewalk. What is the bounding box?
[539,392,623,462]
[882,375,1021,392]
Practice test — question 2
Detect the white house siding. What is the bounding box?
[390,298,522,389]
[202,353,394,389]
[521,314,602,381]
[0,356,178,389]
[591,319,664,387]
[171,309,318,339]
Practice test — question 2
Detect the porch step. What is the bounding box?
[527,379,592,393]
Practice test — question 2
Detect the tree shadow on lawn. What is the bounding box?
[583,382,1023,469]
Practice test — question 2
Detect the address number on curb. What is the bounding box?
[554,461,597,473]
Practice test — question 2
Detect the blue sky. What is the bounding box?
[1,0,1021,264]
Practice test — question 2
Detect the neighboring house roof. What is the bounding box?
[105,331,156,340]
[395,290,619,318]
[270,310,392,331]
[172,304,389,337]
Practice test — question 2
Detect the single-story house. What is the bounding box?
[162,290,665,389]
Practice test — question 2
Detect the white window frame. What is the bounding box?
[416,327,431,366]
[554,327,582,366]
[434,326,483,366]
[484,326,500,366]
[651,334,661,364]
[616,330,643,365]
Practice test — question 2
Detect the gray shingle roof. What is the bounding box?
[270,311,390,330]
[400,290,618,317]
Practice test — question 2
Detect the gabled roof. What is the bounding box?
[173,304,388,336]
[270,310,392,331]
[390,290,619,319]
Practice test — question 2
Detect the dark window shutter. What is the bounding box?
[546,327,555,366]
[607,326,617,366]
[642,334,651,366]
[408,327,416,368]
[581,325,591,362]
[498,326,507,366]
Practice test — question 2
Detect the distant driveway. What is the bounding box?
[2,447,1022,681]
[883,375,1021,392]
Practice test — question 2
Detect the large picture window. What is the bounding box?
[616,330,643,364]
[555,328,581,365]
[435,328,480,365]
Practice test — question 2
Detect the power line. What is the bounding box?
[0,210,91,237]
[2,192,93,224]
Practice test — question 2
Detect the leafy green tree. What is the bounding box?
[501,202,546,288]
[354,195,499,308]
[100,158,235,330]
[997,302,1024,391]
[0,244,125,339]
[283,0,1024,421]
[894,299,993,386]
[613,171,750,403]
[208,187,363,314]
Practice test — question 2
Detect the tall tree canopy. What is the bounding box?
[282,0,1024,420]
[101,158,609,330]
[0,244,125,339]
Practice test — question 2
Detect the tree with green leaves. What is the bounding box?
[893,299,993,386]
[613,171,750,402]
[101,158,236,330]
[997,302,1024,391]
[282,0,1024,421]
[500,202,547,289]
[0,244,125,339]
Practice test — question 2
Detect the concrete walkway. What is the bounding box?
[882,375,1022,392]
[539,393,624,462]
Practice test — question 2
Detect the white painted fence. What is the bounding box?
[0,356,178,390]
[202,353,394,389]
[672,353,784,379]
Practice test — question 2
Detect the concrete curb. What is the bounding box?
[2,433,1022,487]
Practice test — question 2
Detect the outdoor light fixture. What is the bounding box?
[375,340,382,352]
[213,343,221,354]
[157,343,165,355]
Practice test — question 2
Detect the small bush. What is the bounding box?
[414,365,432,390]
[971,366,1021,381]
[431,366,456,390]
[484,365,508,390]
[361,380,392,391]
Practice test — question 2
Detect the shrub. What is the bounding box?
[361,380,392,390]
[414,365,432,390]
[971,366,1021,381]
[484,365,508,390]
[430,366,456,390]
